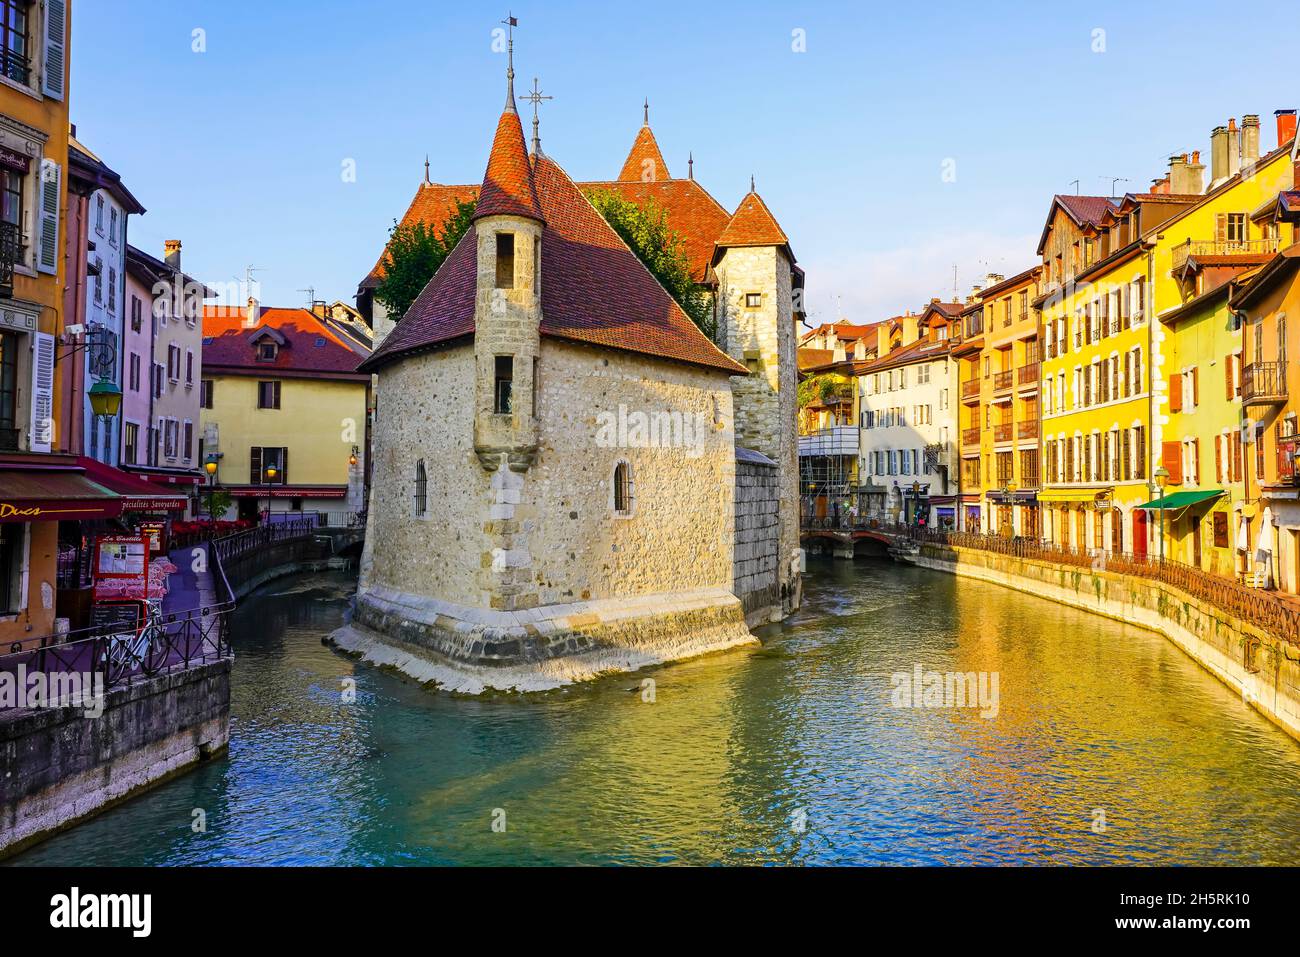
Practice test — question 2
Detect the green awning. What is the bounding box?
[1134,489,1224,510]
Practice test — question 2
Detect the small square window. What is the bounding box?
[745,292,762,308]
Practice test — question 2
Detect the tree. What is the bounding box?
[373,198,476,321]
[584,188,716,340]
[204,488,233,522]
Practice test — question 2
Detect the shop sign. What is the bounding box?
[93,535,151,600]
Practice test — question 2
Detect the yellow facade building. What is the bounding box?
[200,302,370,521]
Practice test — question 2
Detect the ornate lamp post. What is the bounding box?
[1154,465,1169,564]
[264,464,277,524]
[204,459,218,520]
[1002,479,1018,537]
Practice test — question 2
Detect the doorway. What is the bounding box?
[1133,509,1148,561]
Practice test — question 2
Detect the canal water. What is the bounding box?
[10,559,1300,865]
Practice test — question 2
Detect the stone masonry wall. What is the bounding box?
[362,336,738,612]
[734,451,781,624]
[715,245,801,617]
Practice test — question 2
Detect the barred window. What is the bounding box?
[414,459,427,516]
[612,461,633,517]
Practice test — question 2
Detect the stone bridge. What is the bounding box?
[800,521,918,559]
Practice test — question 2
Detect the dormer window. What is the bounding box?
[258,342,277,361]
[495,233,515,289]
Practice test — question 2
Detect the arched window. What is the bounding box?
[612,461,634,517]
[413,459,427,516]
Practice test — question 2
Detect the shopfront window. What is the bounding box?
[0,522,23,614]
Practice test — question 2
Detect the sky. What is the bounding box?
[72,0,1299,327]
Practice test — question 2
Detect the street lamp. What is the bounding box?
[264,464,277,524]
[1154,465,1169,564]
[1002,479,1018,537]
[204,459,218,520]
[87,380,123,419]
[911,480,921,527]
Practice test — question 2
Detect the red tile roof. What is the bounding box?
[203,306,371,379]
[713,191,792,261]
[1055,194,1117,227]
[361,151,747,376]
[361,182,479,288]
[474,108,542,223]
[618,125,671,182]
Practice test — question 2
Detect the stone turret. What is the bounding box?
[471,70,544,473]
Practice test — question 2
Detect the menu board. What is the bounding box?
[139,521,166,554]
[93,535,151,600]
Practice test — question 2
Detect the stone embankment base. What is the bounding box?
[905,543,1300,744]
[329,585,757,693]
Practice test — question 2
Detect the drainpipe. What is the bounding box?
[1146,246,1156,558]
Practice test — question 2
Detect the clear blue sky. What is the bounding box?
[72,0,1298,325]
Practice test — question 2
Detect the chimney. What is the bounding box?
[832,343,846,362]
[985,273,1004,289]
[163,239,181,269]
[244,296,259,329]
[1276,109,1297,148]
[1242,115,1260,168]
[311,300,327,318]
[876,323,890,358]
[1226,118,1242,178]
[1169,152,1203,195]
[1210,125,1229,185]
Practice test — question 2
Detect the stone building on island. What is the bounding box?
[333,55,802,691]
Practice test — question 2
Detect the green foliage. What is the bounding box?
[373,198,477,321]
[584,188,716,340]
[798,373,852,408]
[204,488,233,522]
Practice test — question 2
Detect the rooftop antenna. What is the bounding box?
[952,263,958,298]
[501,12,518,112]
[523,76,552,155]
[1104,176,1129,196]
[244,265,263,302]
[298,287,316,307]
[1069,179,1080,194]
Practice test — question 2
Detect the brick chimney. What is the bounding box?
[163,239,181,269]
[1242,115,1260,167]
[1276,109,1297,148]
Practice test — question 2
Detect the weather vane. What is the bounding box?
[524,77,552,154]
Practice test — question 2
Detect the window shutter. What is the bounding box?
[1215,213,1227,244]
[1215,437,1223,482]
[41,0,67,101]
[1169,374,1183,412]
[1225,358,1233,400]
[28,332,54,452]
[1191,367,1199,406]
[1162,441,1183,485]
[1231,432,1242,482]
[250,446,262,485]
[280,447,288,484]
[274,380,282,408]
[1191,438,1200,485]
[36,159,60,274]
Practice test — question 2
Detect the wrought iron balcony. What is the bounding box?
[962,427,980,449]
[993,422,1013,443]
[1242,361,1287,405]
[1017,420,1038,440]
[961,378,980,399]
[993,370,1014,392]
[0,47,29,86]
[0,221,20,299]
[1017,362,1040,386]
[1277,435,1299,487]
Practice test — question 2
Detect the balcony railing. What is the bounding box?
[962,427,981,448]
[0,47,30,86]
[1277,435,1299,487]
[0,221,20,299]
[1242,360,1287,405]
[993,422,1013,443]
[1172,237,1280,272]
[993,370,1014,392]
[1017,362,1040,386]
[1017,420,1038,440]
[961,378,980,399]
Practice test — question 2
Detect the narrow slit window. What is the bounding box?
[613,461,633,516]
[494,355,513,414]
[495,233,515,289]
[414,459,427,516]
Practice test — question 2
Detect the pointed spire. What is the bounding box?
[423,155,431,185]
[643,97,649,126]
[688,152,694,181]
[501,13,518,113]
[750,174,756,193]
[475,86,543,222]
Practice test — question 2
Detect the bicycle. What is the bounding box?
[100,597,170,685]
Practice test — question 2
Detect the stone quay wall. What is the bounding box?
[908,542,1300,743]
[734,449,782,625]
[0,659,231,859]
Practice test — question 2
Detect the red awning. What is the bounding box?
[120,466,204,487]
[0,469,122,523]
[75,457,189,512]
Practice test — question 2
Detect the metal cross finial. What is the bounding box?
[524,76,552,154]
[643,98,649,126]
[501,13,518,112]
